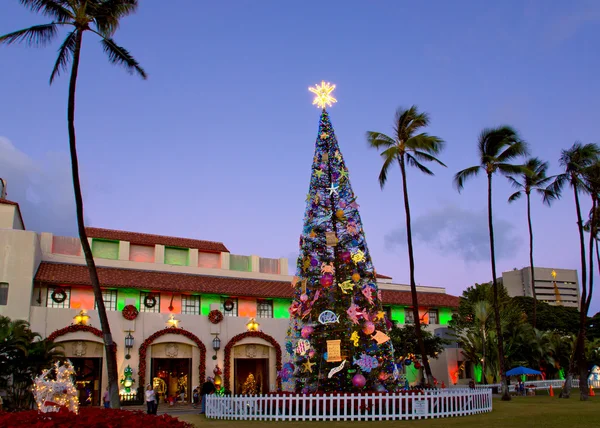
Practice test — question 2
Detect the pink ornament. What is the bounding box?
[320,273,333,287]
[363,321,375,335]
[308,349,316,358]
[340,252,351,263]
[300,294,309,302]
[301,325,314,338]
[352,374,366,388]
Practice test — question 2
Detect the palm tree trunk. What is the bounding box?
[399,156,433,386]
[560,185,587,399]
[67,30,120,409]
[487,173,510,401]
[526,192,537,328]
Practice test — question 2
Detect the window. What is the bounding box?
[405,308,414,324]
[140,292,160,313]
[0,283,8,305]
[383,306,392,321]
[428,309,439,325]
[229,255,250,272]
[47,286,71,309]
[91,239,119,260]
[198,252,220,269]
[181,295,201,315]
[257,300,273,318]
[129,244,155,262]
[164,247,189,266]
[221,297,238,317]
[95,289,118,311]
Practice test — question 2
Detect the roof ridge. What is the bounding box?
[85,227,227,246]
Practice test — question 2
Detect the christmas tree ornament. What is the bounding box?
[320,262,335,275]
[350,331,360,347]
[328,360,347,378]
[351,250,365,263]
[295,339,311,355]
[320,273,334,287]
[301,325,314,338]
[318,310,339,324]
[371,330,391,344]
[353,353,380,373]
[326,340,342,362]
[351,272,360,282]
[352,374,366,388]
[363,321,375,335]
[338,280,354,294]
[325,232,339,246]
[302,359,317,373]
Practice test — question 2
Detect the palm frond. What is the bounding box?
[536,188,558,206]
[508,191,522,203]
[506,175,524,190]
[454,165,481,192]
[91,0,139,36]
[100,36,147,78]
[49,30,76,84]
[406,153,434,175]
[366,131,395,150]
[406,133,445,154]
[497,141,529,163]
[19,0,72,22]
[497,162,526,177]
[377,146,398,189]
[393,106,429,142]
[410,149,447,167]
[549,174,568,199]
[559,142,600,171]
[0,23,58,47]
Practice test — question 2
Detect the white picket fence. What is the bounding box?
[206,388,492,421]
[468,378,600,393]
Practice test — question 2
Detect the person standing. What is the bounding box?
[152,384,160,414]
[103,387,110,409]
[200,379,216,414]
[145,384,155,415]
[192,388,199,408]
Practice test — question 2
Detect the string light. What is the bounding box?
[309,81,337,109]
[33,360,79,414]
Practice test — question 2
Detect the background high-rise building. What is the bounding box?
[500,267,580,308]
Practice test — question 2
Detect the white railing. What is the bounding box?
[206,388,492,421]
[464,378,599,393]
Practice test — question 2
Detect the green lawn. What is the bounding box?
[177,396,599,427]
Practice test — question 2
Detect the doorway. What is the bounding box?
[151,358,191,403]
[234,358,269,395]
[70,357,102,406]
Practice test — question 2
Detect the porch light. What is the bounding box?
[214,375,222,387]
[125,331,134,360]
[167,313,180,328]
[246,317,260,332]
[212,335,221,351]
[73,310,90,325]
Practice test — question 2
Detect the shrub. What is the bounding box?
[0,407,194,427]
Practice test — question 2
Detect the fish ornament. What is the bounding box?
[371,330,390,344]
[328,360,347,379]
[318,310,340,325]
[338,280,354,294]
[295,339,311,356]
[353,352,379,373]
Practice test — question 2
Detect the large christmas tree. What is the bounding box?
[285,82,398,393]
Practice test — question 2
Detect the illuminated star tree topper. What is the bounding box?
[309,80,337,110]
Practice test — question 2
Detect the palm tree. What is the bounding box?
[0,0,147,408]
[454,126,528,401]
[367,106,445,385]
[551,142,600,399]
[507,158,556,328]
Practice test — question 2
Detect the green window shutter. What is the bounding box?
[390,306,405,324]
[165,247,189,266]
[273,299,291,319]
[200,294,221,316]
[439,307,453,325]
[230,255,250,272]
[92,239,119,260]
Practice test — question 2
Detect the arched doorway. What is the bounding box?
[224,331,282,393]
[138,327,206,402]
[47,325,112,406]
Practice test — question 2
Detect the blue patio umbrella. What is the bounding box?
[506,366,542,376]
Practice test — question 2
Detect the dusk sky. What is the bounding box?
[1,1,599,314]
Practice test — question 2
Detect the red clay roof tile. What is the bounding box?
[35,262,459,308]
[85,227,229,253]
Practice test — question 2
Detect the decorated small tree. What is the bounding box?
[285,82,398,393]
[241,374,258,396]
[33,360,79,414]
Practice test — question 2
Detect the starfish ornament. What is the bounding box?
[327,184,339,196]
[302,359,316,373]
